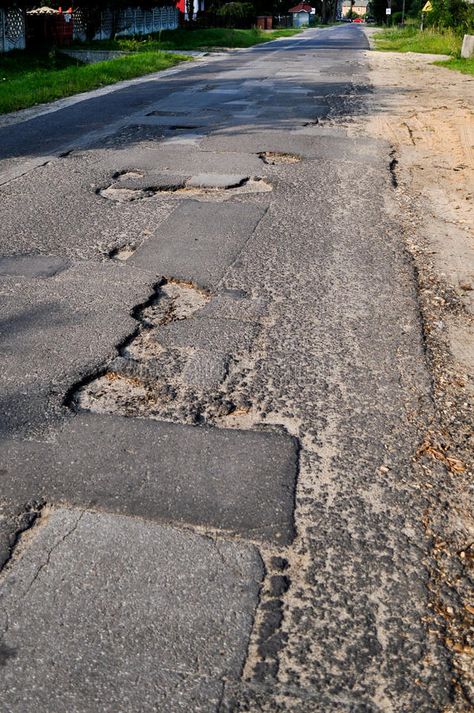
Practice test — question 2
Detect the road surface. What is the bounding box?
[0,26,453,712]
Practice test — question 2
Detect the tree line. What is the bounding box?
[0,0,342,22]
[1,0,471,31]
[368,0,473,31]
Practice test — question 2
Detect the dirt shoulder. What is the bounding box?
[354,44,474,708]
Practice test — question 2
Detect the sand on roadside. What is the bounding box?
[354,44,474,708]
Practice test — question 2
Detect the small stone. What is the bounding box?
[269,575,290,597]
[259,609,283,640]
[270,556,288,571]
[262,599,283,612]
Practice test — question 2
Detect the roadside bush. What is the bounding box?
[216,2,254,26]
[427,0,474,33]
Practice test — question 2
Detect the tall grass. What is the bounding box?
[374,25,462,56]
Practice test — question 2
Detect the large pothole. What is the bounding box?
[98,173,272,202]
[73,280,259,426]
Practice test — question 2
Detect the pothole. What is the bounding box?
[74,280,208,420]
[258,152,301,165]
[112,170,144,181]
[146,110,190,117]
[389,150,399,188]
[168,125,203,131]
[99,175,272,202]
[99,186,149,202]
[72,280,260,426]
[174,177,272,199]
[139,280,210,327]
[109,243,136,261]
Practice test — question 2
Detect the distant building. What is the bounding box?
[341,0,368,16]
[288,3,314,27]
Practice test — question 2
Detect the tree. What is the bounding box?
[428,0,474,31]
[367,0,389,23]
[216,2,254,27]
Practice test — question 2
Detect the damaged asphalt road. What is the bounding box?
[0,25,459,712]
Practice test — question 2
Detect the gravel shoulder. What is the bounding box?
[354,43,474,707]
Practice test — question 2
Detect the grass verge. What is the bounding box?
[373,25,474,75]
[73,27,302,52]
[434,56,474,75]
[373,25,461,55]
[0,50,189,115]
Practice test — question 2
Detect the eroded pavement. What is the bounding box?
[0,26,466,711]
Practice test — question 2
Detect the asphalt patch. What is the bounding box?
[128,200,266,288]
[0,413,298,544]
[0,255,70,278]
[0,508,263,711]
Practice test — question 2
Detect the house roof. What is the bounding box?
[288,3,313,13]
[27,6,60,13]
[342,0,368,5]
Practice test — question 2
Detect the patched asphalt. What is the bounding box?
[128,200,267,288]
[0,413,297,544]
[0,25,454,712]
[0,509,263,712]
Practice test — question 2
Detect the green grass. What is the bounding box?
[373,25,462,55]
[73,27,302,53]
[434,56,474,75]
[373,24,474,75]
[0,50,189,114]
[0,49,74,81]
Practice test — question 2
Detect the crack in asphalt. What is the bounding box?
[22,510,86,598]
